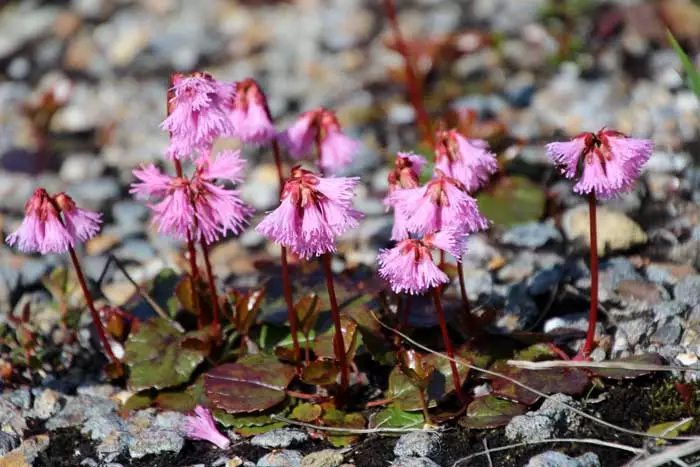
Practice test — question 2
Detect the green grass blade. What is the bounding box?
[667,29,700,98]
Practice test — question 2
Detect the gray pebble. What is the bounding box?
[674,275,700,307]
[257,449,303,467]
[389,457,441,467]
[393,431,440,459]
[506,394,581,442]
[502,222,562,249]
[0,431,19,456]
[526,451,600,467]
[31,389,63,420]
[651,319,683,346]
[251,428,308,449]
[653,301,688,322]
[112,200,150,225]
[114,239,157,263]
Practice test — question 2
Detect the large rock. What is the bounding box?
[562,205,647,256]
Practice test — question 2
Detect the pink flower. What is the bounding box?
[183,406,230,449]
[389,172,488,238]
[6,189,101,254]
[545,130,653,199]
[281,108,360,174]
[161,72,236,159]
[55,193,102,244]
[384,152,427,241]
[377,230,461,295]
[256,167,363,259]
[435,129,497,193]
[130,149,253,244]
[230,78,277,145]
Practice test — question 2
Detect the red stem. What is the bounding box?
[431,287,464,402]
[68,247,118,363]
[400,295,412,330]
[273,140,302,362]
[322,253,350,401]
[382,0,434,147]
[315,129,324,176]
[200,239,221,333]
[457,261,471,313]
[581,193,599,357]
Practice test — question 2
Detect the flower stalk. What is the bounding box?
[430,287,463,402]
[582,193,599,357]
[322,253,350,399]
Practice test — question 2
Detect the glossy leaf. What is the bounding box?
[290,403,322,422]
[124,319,210,391]
[322,407,365,447]
[214,410,288,436]
[398,349,434,390]
[489,360,589,406]
[346,297,395,366]
[314,318,360,364]
[205,354,296,413]
[368,405,424,429]
[459,395,528,429]
[477,176,546,228]
[295,294,321,336]
[231,287,266,335]
[589,353,663,380]
[301,360,339,385]
[122,392,153,411]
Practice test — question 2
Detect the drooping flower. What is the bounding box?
[130,149,253,244]
[384,152,427,241]
[256,167,363,259]
[377,229,462,295]
[6,188,101,254]
[434,129,497,193]
[545,130,653,199]
[161,72,236,159]
[183,406,231,449]
[389,171,488,238]
[280,108,360,174]
[229,78,277,145]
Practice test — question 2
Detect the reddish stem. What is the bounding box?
[457,260,470,312]
[430,287,464,402]
[382,0,434,147]
[400,295,412,330]
[200,239,221,334]
[581,193,599,357]
[322,253,350,402]
[273,140,302,362]
[315,129,324,176]
[67,247,118,363]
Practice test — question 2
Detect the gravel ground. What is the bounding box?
[2,0,700,465]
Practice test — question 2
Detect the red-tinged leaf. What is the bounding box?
[301,360,339,386]
[489,360,589,406]
[345,296,395,366]
[590,353,663,380]
[290,403,322,422]
[459,395,528,429]
[314,318,359,364]
[205,354,296,413]
[295,294,321,336]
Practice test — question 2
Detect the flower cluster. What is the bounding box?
[131,150,253,244]
[6,188,101,254]
[435,129,497,194]
[257,167,363,259]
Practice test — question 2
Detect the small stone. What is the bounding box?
[677,353,698,366]
[59,153,105,182]
[615,280,665,306]
[496,284,540,332]
[651,319,683,346]
[0,431,20,456]
[526,451,600,467]
[501,222,562,249]
[45,395,117,430]
[81,412,125,441]
[301,449,345,467]
[529,266,563,295]
[653,301,688,322]
[393,431,440,459]
[112,201,149,225]
[497,252,536,283]
[506,394,581,442]
[113,239,157,263]
[562,205,647,255]
[3,388,32,410]
[0,399,28,435]
[257,450,303,467]
[674,276,700,307]
[251,429,308,449]
[241,164,280,211]
[85,235,120,256]
[457,267,492,301]
[32,389,62,419]
[615,318,651,346]
[66,177,120,210]
[389,458,440,467]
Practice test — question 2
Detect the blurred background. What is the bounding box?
[1,0,699,311]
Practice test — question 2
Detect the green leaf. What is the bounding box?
[124,319,210,391]
[155,377,207,412]
[345,297,396,366]
[477,175,545,227]
[290,403,322,422]
[459,395,528,429]
[122,392,154,411]
[205,354,296,413]
[149,269,182,317]
[514,344,561,362]
[322,409,365,447]
[368,405,424,429]
[668,30,700,99]
[648,419,693,445]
